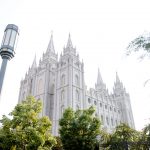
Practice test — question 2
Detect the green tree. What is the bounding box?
[103,123,139,150]
[59,106,101,150]
[52,136,63,150]
[143,123,150,145]
[138,123,150,149]
[0,96,56,150]
[99,130,110,150]
[126,32,150,58]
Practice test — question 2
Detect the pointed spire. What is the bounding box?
[46,33,55,53]
[113,72,125,95]
[95,68,106,91]
[66,33,73,48]
[31,55,37,69]
[97,68,103,85]
[116,72,120,83]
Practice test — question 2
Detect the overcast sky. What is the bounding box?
[0,0,150,130]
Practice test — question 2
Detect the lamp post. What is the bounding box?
[0,24,19,97]
[96,135,101,150]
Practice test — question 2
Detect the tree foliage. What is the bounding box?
[143,123,150,143]
[138,123,150,149]
[102,123,139,150]
[0,96,56,150]
[59,106,101,150]
[99,130,111,150]
[52,136,63,150]
[126,32,150,58]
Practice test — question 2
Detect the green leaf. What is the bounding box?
[0,96,56,149]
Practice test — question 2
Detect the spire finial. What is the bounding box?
[46,32,55,53]
[66,33,73,48]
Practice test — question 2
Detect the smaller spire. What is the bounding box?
[116,72,120,83]
[66,33,73,48]
[31,54,37,69]
[97,68,103,85]
[113,72,125,94]
[46,33,55,53]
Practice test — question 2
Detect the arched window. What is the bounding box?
[115,119,118,126]
[110,106,112,111]
[76,90,79,101]
[61,74,65,85]
[75,75,79,86]
[106,116,109,125]
[88,98,91,103]
[100,103,102,107]
[111,118,113,126]
[101,115,104,124]
[61,90,65,101]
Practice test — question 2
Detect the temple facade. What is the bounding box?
[18,34,135,135]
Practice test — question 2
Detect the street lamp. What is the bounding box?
[96,135,101,150]
[0,24,19,97]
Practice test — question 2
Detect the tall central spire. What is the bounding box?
[46,33,55,53]
[66,33,73,48]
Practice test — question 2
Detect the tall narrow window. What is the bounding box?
[61,74,65,85]
[110,106,112,111]
[100,103,102,107]
[75,75,79,86]
[76,90,79,101]
[61,90,65,102]
[115,119,118,126]
[94,100,97,105]
[106,116,109,125]
[111,118,113,126]
[101,115,104,124]
[29,79,33,94]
